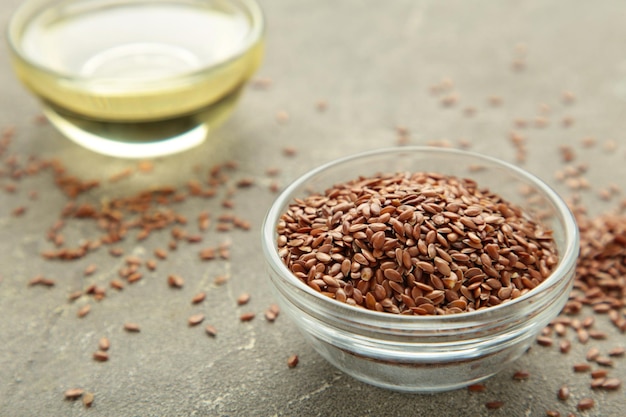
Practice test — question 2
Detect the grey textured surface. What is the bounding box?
[1,0,625,416]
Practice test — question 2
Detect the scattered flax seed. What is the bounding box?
[108,168,133,182]
[137,160,153,173]
[463,106,476,117]
[467,383,487,392]
[573,363,591,372]
[110,279,124,290]
[214,275,228,286]
[595,356,614,367]
[82,392,94,408]
[84,264,97,276]
[512,370,530,380]
[316,100,328,112]
[92,351,109,362]
[167,274,184,288]
[440,93,459,107]
[77,304,91,318]
[545,411,560,417]
[191,292,206,304]
[276,110,289,124]
[283,146,297,157]
[64,388,84,400]
[154,248,167,260]
[601,378,622,390]
[576,398,594,411]
[287,354,299,368]
[537,336,554,347]
[145,259,157,271]
[557,385,570,401]
[559,339,571,354]
[123,322,140,333]
[205,325,217,337]
[251,76,272,89]
[68,290,82,301]
[188,314,205,326]
[586,347,600,361]
[608,346,625,357]
[562,91,576,104]
[240,312,255,322]
[12,206,26,216]
[485,401,505,410]
[127,272,143,283]
[237,293,251,306]
[109,247,123,257]
[488,96,502,107]
[98,337,110,351]
[28,276,55,287]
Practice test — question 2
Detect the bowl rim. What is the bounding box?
[262,146,580,322]
[7,0,264,85]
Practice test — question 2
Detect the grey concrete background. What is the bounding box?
[1,0,625,416]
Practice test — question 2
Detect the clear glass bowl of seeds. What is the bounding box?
[262,147,579,393]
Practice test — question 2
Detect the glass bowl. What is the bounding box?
[262,147,579,393]
[7,0,264,158]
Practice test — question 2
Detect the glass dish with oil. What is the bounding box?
[8,0,264,158]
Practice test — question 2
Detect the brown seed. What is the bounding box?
[559,339,571,354]
[188,314,205,326]
[485,401,504,410]
[205,325,217,337]
[240,312,255,322]
[545,411,560,417]
[82,392,94,408]
[557,385,570,401]
[512,370,530,380]
[601,378,622,390]
[98,337,110,351]
[287,354,299,368]
[576,398,594,411]
[93,351,109,362]
[467,383,487,392]
[585,347,600,361]
[591,369,608,379]
[573,363,591,372]
[608,346,625,357]
[84,264,97,276]
[168,274,184,288]
[77,304,91,318]
[191,292,206,304]
[64,388,84,400]
[595,356,614,367]
[536,336,553,347]
[237,293,251,306]
[123,322,140,332]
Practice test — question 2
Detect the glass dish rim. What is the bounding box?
[6,0,265,85]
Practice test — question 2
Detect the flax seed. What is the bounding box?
[82,392,94,408]
[237,293,251,306]
[573,363,591,372]
[188,314,205,326]
[205,325,217,337]
[168,274,184,288]
[64,388,84,400]
[123,322,140,332]
[576,398,594,411]
[485,401,504,410]
[467,383,487,392]
[240,312,255,322]
[92,351,109,362]
[98,337,110,351]
[191,292,206,304]
[77,304,91,318]
[601,378,621,390]
[557,385,570,401]
[287,354,299,368]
